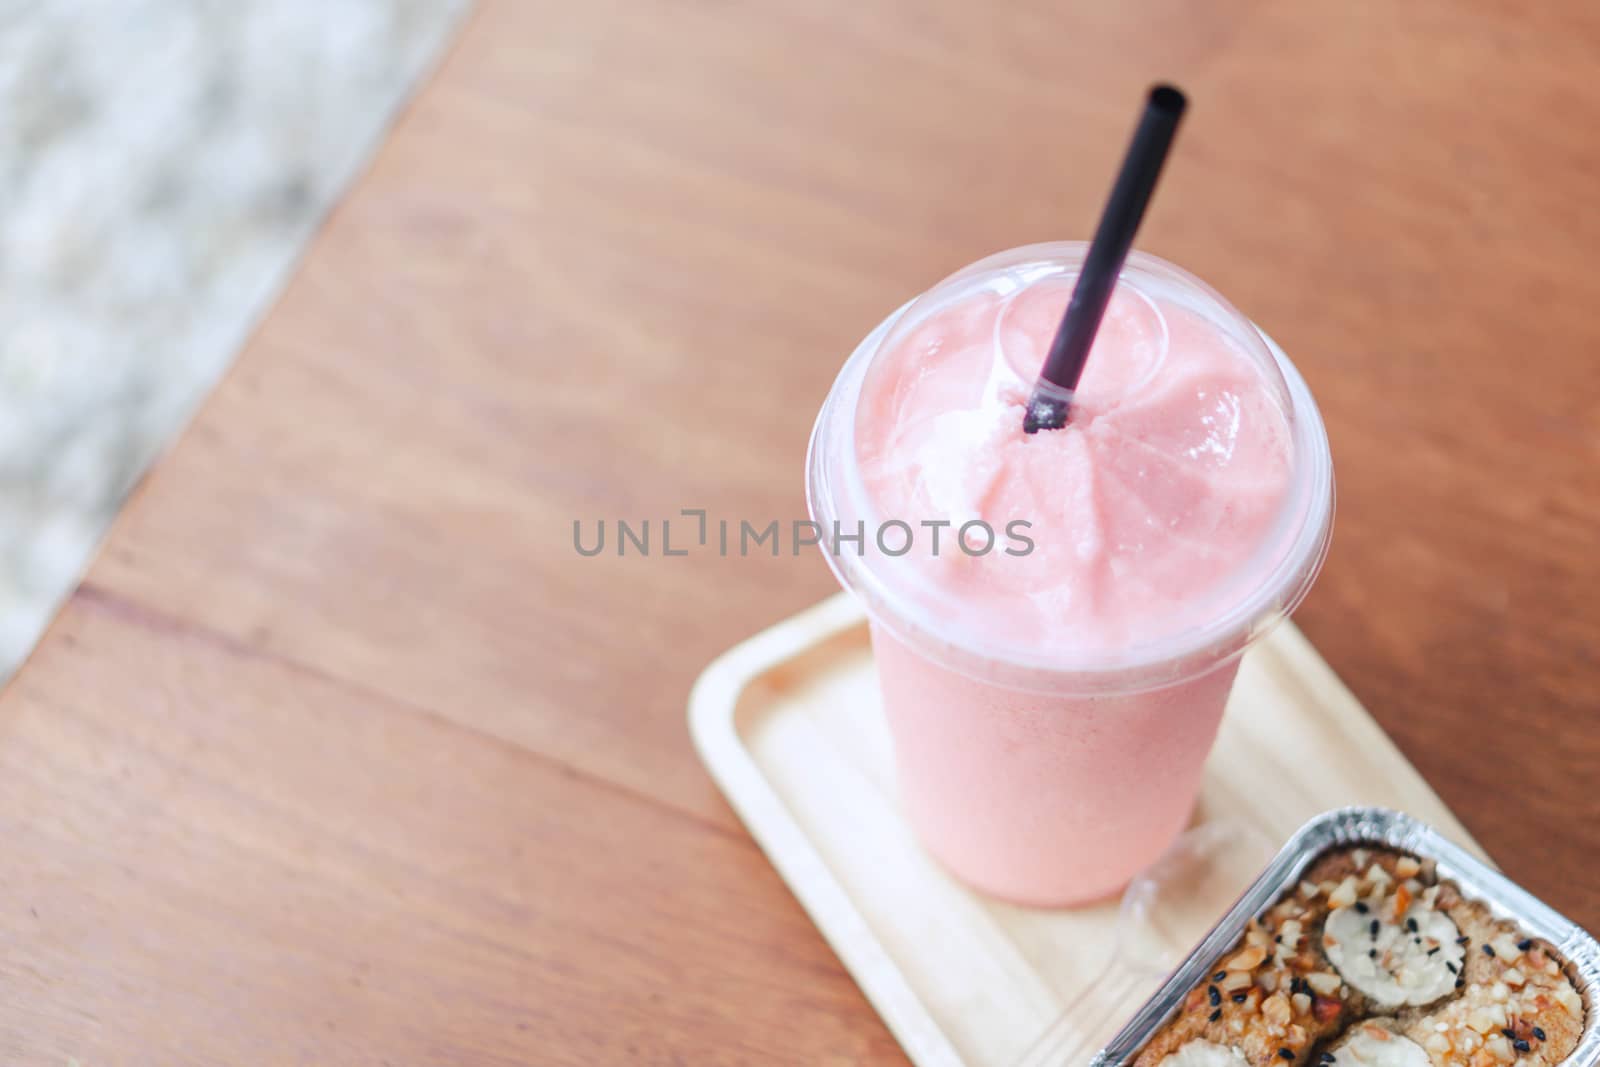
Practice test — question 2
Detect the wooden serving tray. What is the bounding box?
[690,594,1485,1067]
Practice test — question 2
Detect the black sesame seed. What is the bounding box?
[1321,1055,1336,1064]
[1406,918,1419,932]
[1515,1039,1531,1053]
[1213,970,1227,982]
[1354,901,1369,914]
[1209,985,1221,1006]
[1483,944,1496,957]
[1533,1026,1546,1041]
[1369,948,1378,959]
[1502,1028,1517,1040]
[1427,947,1440,956]
[1518,938,1533,951]
[1457,935,1470,945]
[1369,919,1380,938]
[1232,992,1248,1003]
[1456,976,1466,988]
[1209,1008,1222,1023]
[1446,962,1458,973]
[1278,1049,1294,1061]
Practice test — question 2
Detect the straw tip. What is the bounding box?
[1022,394,1070,434]
[1148,84,1187,117]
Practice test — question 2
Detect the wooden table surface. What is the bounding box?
[4,2,1597,1063]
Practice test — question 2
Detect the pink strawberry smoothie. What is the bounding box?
[854,278,1293,657]
[807,244,1333,905]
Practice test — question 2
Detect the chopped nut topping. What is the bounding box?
[1262,991,1292,1030]
[1466,1007,1500,1035]
[1149,848,1585,1067]
[1484,1033,1514,1064]
[1305,972,1342,996]
[1391,882,1412,922]
[1328,876,1359,909]
[1221,970,1253,992]
[1226,945,1267,971]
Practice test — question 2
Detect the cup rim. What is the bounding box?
[805,243,1336,696]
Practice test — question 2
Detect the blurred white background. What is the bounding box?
[0,1,468,676]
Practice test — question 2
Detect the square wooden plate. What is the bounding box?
[690,594,1483,1067]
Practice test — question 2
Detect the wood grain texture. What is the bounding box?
[3,0,1598,1062]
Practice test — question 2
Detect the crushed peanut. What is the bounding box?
[1226,945,1267,972]
[1328,876,1359,909]
[1262,991,1292,1030]
[1221,970,1253,992]
[1304,972,1341,996]
[1489,933,1521,960]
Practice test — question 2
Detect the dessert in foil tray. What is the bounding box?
[1138,848,1586,1067]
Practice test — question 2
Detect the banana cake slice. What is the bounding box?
[1136,847,1587,1067]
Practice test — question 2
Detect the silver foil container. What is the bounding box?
[1091,807,1600,1066]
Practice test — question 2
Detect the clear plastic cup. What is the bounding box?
[806,243,1335,907]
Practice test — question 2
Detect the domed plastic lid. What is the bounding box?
[806,243,1334,695]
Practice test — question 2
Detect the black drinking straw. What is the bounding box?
[1022,85,1187,434]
